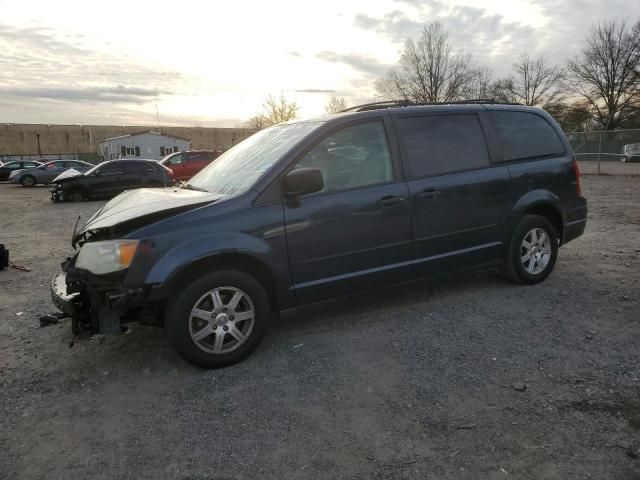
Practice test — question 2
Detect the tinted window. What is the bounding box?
[23,162,39,168]
[124,161,154,173]
[490,111,565,161]
[295,121,393,193]
[398,114,490,178]
[98,163,125,174]
[4,162,21,169]
[187,152,213,162]
[168,154,184,165]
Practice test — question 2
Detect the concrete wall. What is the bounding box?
[0,124,258,160]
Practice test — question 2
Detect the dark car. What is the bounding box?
[0,160,42,181]
[51,101,587,368]
[50,159,175,202]
[160,150,222,181]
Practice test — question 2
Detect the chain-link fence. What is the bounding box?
[566,128,640,175]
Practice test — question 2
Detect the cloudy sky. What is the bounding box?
[0,0,638,127]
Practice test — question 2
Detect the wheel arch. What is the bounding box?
[507,189,564,244]
[162,252,280,312]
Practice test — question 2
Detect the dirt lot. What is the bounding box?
[0,177,639,480]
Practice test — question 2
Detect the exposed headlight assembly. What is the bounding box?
[75,240,139,275]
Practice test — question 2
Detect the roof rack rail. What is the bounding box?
[340,98,521,113]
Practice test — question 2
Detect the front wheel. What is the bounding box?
[502,215,559,284]
[68,189,85,202]
[165,270,270,368]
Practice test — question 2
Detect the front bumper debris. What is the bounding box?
[51,264,147,335]
[50,185,63,203]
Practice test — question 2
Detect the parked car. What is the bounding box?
[51,102,587,368]
[621,143,640,162]
[10,160,93,187]
[0,160,42,181]
[160,150,222,181]
[50,159,175,202]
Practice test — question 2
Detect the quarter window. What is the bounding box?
[489,111,565,161]
[397,114,490,178]
[294,121,393,193]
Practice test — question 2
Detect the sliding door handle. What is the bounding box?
[415,189,441,200]
[377,195,404,206]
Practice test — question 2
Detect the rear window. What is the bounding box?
[489,111,565,162]
[397,114,490,178]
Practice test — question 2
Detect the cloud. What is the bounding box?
[315,51,390,77]
[0,24,183,104]
[352,1,640,77]
[0,85,168,104]
[294,88,336,93]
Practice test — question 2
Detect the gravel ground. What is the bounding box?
[0,177,639,480]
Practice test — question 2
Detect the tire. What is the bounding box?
[502,214,559,285]
[165,269,270,368]
[21,175,35,187]
[68,189,85,202]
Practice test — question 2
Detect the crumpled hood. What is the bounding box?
[77,187,223,238]
[53,169,83,182]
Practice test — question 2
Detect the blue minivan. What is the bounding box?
[52,101,587,367]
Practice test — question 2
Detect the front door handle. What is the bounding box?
[378,195,404,206]
[415,189,441,200]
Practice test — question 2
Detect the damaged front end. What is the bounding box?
[50,186,223,336]
[51,253,151,335]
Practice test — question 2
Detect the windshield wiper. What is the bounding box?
[181,183,209,192]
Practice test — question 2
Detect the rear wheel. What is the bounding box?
[21,175,35,187]
[502,215,558,284]
[165,269,270,368]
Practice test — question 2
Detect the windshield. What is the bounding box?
[187,121,322,195]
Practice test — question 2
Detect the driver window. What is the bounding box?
[170,154,184,165]
[294,121,393,193]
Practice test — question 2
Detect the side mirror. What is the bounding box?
[283,168,324,197]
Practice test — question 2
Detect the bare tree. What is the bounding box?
[507,53,565,106]
[325,95,348,113]
[464,67,494,99]
[239,114,272,130]
[376,22,474,103]
[489,78,519,103]
[263,93,299,124]
[567,20,640,130]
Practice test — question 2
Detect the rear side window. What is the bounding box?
[490,111,565,161]
[124,161,153,173]
[187,152,213,162]
[397,114,490,178]
[99,163,125,174]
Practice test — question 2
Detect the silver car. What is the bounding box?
[10,160,94,187]
[621,143,640,162]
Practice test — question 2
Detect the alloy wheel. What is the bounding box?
[188,286,255,354]
[520,227,552,275]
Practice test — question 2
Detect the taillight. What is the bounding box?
[572,158,582,196]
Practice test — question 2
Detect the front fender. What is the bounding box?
[144,232,272,285]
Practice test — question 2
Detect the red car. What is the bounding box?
[159,150,221,181]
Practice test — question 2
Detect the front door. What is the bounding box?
[393,113,512,276]
[283,120,412,306]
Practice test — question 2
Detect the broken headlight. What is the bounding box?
[75,239,139,274]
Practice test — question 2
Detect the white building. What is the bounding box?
[99,131,191,161]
